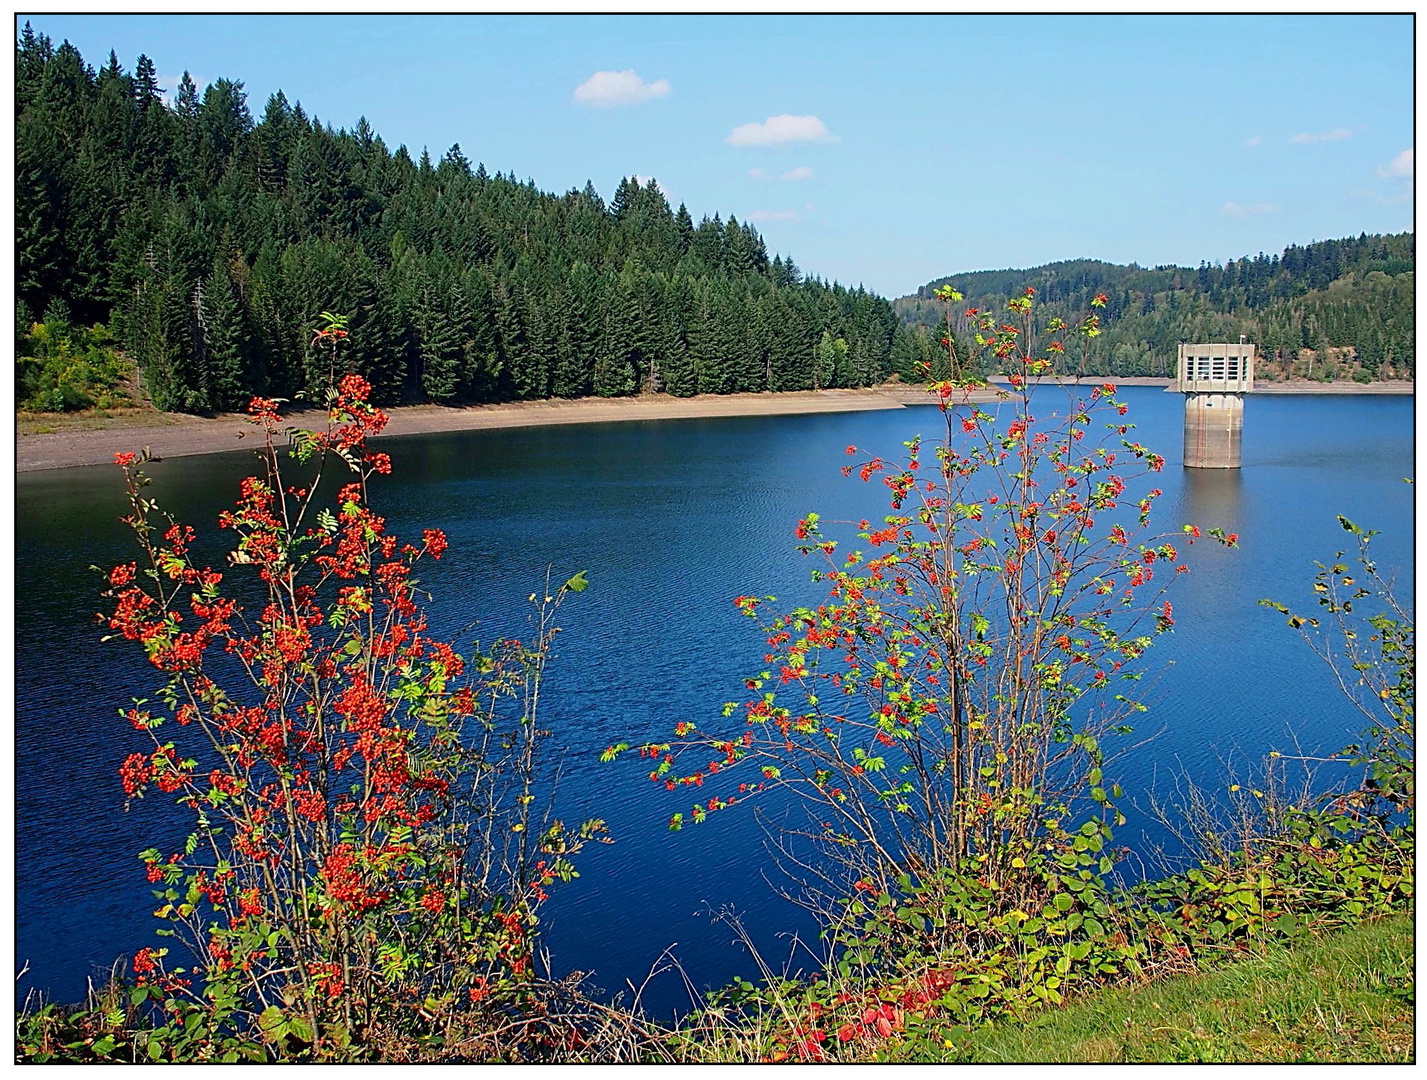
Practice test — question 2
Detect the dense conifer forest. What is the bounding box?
[15,26,909,411]
[16,26,1412,413]
[897,233,1415,380]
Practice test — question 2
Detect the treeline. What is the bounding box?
[897,233,1415,379]
[16,26,908,412]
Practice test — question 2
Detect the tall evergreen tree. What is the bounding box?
[15,114,67,313]
[414,276,460,401]
[201,256,247,410]
[132,53,160,112]
[674,203,695,255]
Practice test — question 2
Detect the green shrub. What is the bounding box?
[16,315,134,412]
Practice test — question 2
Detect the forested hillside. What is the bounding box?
[898,233,1415,380]
[16,25,908,412]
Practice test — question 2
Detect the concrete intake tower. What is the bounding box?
[1176,342,1254,469]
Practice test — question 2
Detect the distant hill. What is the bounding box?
[895,233,1414,381]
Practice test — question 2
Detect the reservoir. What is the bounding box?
[15,387,1413,1017]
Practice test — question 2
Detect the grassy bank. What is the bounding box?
[944,915,1413,1063]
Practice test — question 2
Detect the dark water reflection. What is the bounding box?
[15,388,1413,1017]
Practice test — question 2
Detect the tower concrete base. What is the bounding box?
[1182,391,1243,469]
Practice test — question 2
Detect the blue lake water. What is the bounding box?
[14,388,1414,1017]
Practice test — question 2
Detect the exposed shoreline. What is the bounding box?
[1241,380,1415,394]
[14,379,1413,473]
[982,375,1416,395]
[13,389,935,473]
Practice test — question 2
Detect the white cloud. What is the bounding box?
[1290,127,1353,144]
[745,208,800,223]
[748,165,814,182]
[1378,147,1413,180]
[726,114,836,147]
[632,174,674,204]
[1244,135,1261,148]
[1220,201,1277,218]
[573,69,670,108]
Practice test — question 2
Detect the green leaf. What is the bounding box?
[563,570,589,593]
[257,1006,285,1041]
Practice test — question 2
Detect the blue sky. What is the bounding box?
[20,13,1415,298]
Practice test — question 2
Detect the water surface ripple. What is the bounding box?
[16,389,1413,1017]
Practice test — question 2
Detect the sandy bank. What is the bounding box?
[982,375,1414,395]
[13,388,966,473]
[1245,380,1415,395]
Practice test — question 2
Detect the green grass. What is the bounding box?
[933,916,1413,1063]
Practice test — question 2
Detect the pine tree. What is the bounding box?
[591,305,636,398]
[517,283,555,401]
[196,78,252,185]
[693,214,724,270]
[493,280,532,400]
[609,176,639,222]
[452,268,496,401]
[201,256,247,410]
[16,23,53,114]
[358,266,410,404]
[132,54,160,112]
[659,276,696,396]
[15,113,67,314]
[714,286,756,392]
[692,284,728,395]
[674,203,695,255]
[175,72,200,120]
[414,276,460,401]
[553,261,598,398]
[724,216,755,277]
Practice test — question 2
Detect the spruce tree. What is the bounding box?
[201,257,247,410]
[674,203,695,254]
[132,54,160,112]
[414,277,460,401]
[493,280,532,400]
[553,261,598,398]
[517,283,555,401]
[456,268,500,401]
[358,268,410,404]
[15,114,67,314]
[591,306,636,398]
[691,284,726,395]
[658,276,696,396]
[609,176,638,222]
[440,142,471,177]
